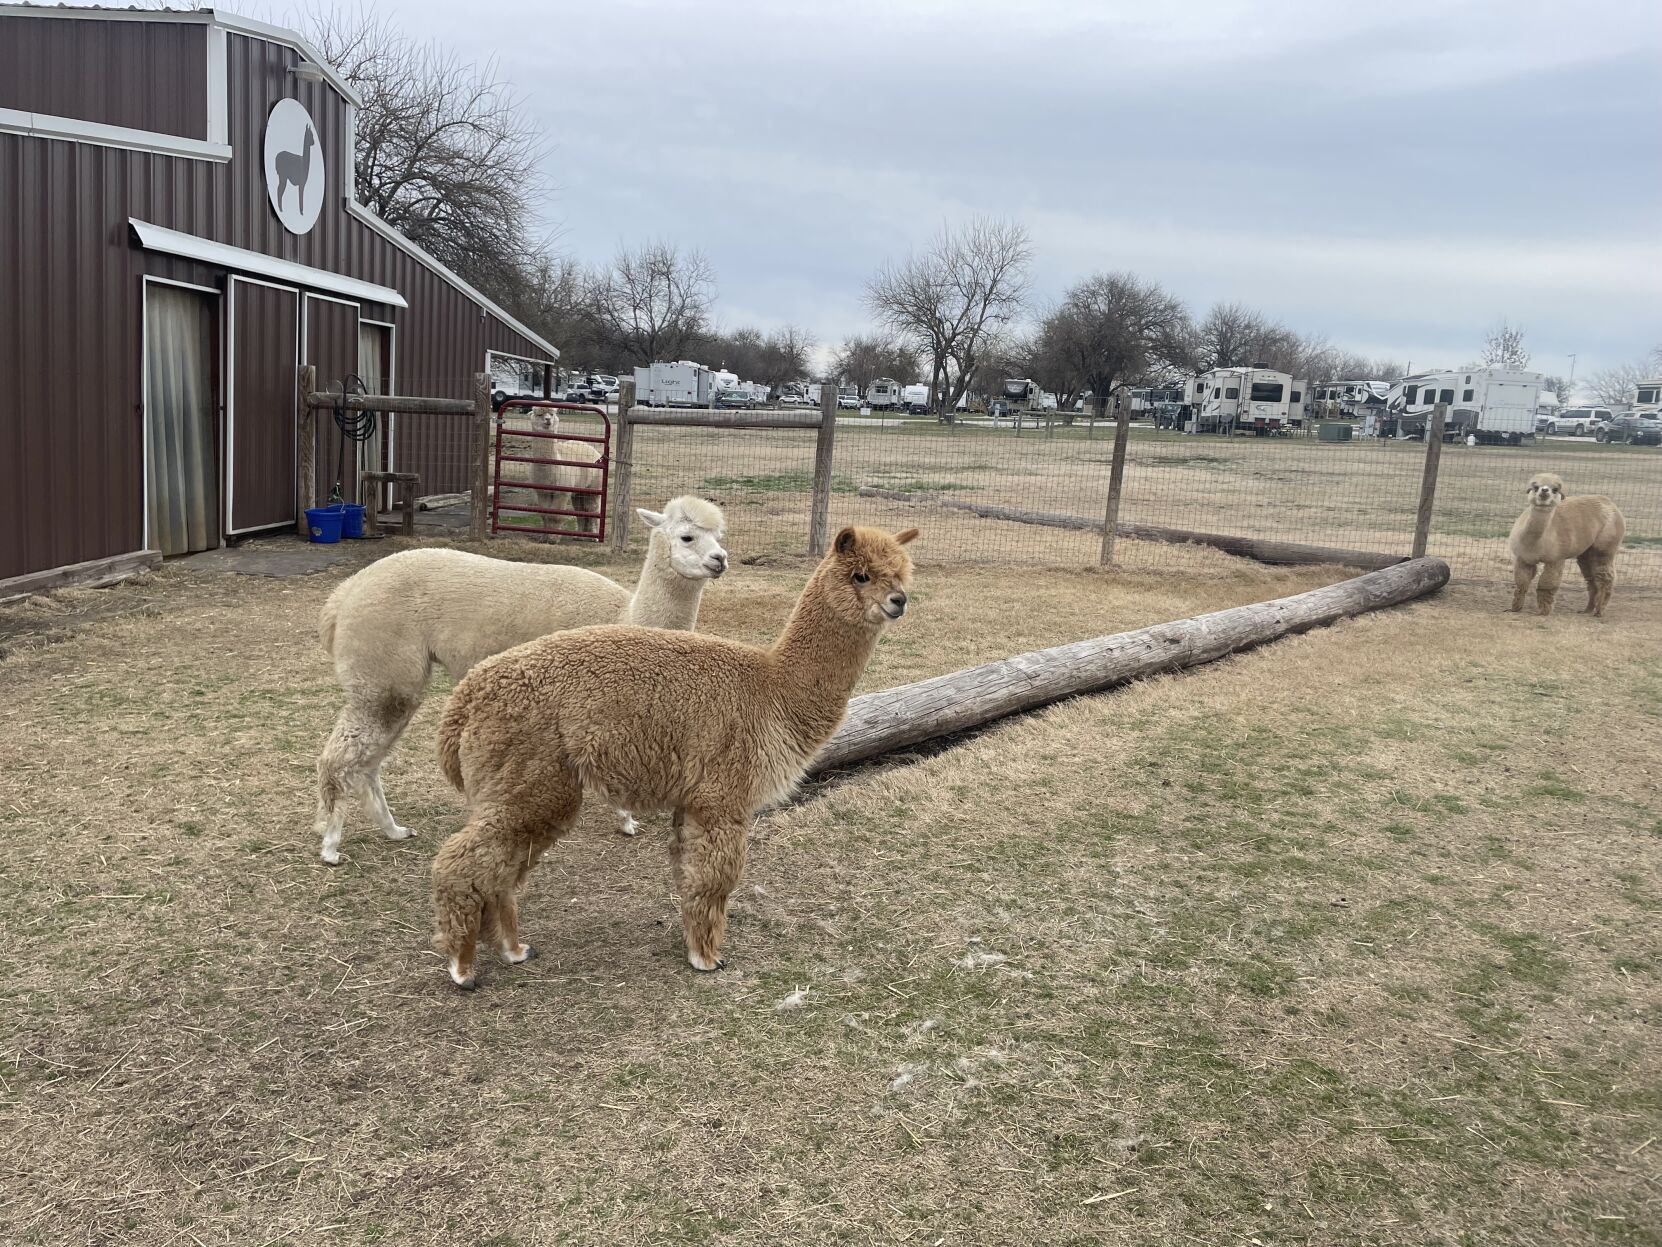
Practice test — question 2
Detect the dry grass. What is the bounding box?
[2,541,1659,1246]
[611,420,1662,586]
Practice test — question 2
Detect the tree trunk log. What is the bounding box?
[854,487,1405,571]
[811,557,1449,774]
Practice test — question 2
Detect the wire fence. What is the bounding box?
[614,411,1662,588]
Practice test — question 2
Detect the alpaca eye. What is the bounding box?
[680,535,694,543]
[852,572,869,584]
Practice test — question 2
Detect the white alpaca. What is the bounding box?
[506,407,603,536]
[313,496,727,864]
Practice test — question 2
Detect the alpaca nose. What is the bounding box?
[706,551,728,575]
[887,590,907,615]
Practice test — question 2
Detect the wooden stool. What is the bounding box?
[360,471,420,537]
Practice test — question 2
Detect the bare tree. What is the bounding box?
[1038,273,1188,421]
[865,218,1031,418]
[831,334,921,393]
[305,8,547,299]
[1587,362,1645,408]
[584,242,717,366]
[755,325,816,392]
[1481,320,1531,369]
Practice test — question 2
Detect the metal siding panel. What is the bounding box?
[231,281,299,529]
[0,17,208,140]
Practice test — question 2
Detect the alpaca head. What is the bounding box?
[639,496,728,579]
[1524,472,1565,510]
[826,526,918,628]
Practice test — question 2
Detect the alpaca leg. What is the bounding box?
[315,701,402,865]
[676,811,748,972]
[492,890,538,965]
[1589,557,1616,617]
[361,694,421,841]
[616,808,639,837]
[1536,560,1565,616]
[1576,553,1599,613]
[1509,560,1537,613]
[431,779,580,990]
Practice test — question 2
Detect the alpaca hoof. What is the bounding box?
[500,942,537,965]
[617,813,639,837]
[384,824,416,842]
[448,959,477,990]
[320,848,343,866]
[687,952,727,972]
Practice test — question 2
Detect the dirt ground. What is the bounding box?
[2,536,1659,1246]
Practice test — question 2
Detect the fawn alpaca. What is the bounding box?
[431,525,918,989]
[1508,473,1624,617]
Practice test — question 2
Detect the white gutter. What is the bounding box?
[128,218,408,308]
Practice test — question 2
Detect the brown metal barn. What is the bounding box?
[0,5,560,591]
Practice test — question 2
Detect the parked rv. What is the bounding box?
[1311,380,1390,418]
[1001,378,1043,411]
[1627,379,1662,415]
[865,378,904,410]
[1387,369,1543,444]
[1185,367,1296,435]
[634,361,715,407]
[901,384,931,413]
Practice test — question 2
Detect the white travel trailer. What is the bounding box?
[901,383,931,410]
[1628,378,1662,415]
[1001,377,1043,410]
[865,377,904,410]
[1386,368,1542,444]
[1185,367,1295,434]
[634,361,715,407]
[1312,380,1391,418]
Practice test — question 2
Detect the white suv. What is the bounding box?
[1544,406,1610,436]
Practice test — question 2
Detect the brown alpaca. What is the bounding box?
[430,526,919,989]
[1508,472,1624,617]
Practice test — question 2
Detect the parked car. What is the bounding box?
[907,401,932,415]
[1596,412,1662,446]
[1543,406,1610,436]
[836,394,860,410]
[987,399,1012,421]
[714,387,752,409]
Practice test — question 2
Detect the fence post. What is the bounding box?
[295,364,316,538]
[1099,401,1133,566]
[470,372,491,542]
[809,383,838,557]
[610,379,636,554]
[1411,403,1447,559]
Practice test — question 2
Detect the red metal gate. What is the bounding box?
[491,400,612,541]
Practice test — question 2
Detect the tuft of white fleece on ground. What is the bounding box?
[775,986,810,1012]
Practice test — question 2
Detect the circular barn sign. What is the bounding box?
[263,98,325,235]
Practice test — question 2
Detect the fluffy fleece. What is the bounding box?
[1508,472,1625,617]
[430,525,919,989]
[313,495,727,864]
[507,407,604,536]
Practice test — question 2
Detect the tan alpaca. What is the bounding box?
[430,525,919,989]
[1508,473,1624,617]
[313,496,727,864]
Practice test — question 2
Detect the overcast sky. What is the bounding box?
[362,0,1657,380]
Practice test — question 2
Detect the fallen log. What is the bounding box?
[811,556,1449,774]
[855,486,1405,571]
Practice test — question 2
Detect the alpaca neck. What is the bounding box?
[1519,505,1555,544]
[769,564,881,746]
[623,534,705,630]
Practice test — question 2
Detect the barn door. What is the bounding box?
[228,279,299,533]
[144,283,221,556]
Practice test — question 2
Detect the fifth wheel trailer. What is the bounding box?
[1387,368,1543,444]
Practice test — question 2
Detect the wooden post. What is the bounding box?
[1099,401,1133,565]
[1412,403,1446,559]
[542,363,553,399]
[809,383,838,557]
[295,365,316,537]
[470,372,491,543]
[610,379,636,554]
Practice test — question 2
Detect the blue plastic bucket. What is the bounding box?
[340,503,366,539]
[306,506,344,544]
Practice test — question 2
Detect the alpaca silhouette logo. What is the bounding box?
[263,98,324,235]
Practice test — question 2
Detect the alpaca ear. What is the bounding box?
[834,527,857,554]
[894,528,919,545]
[637,508,665,529]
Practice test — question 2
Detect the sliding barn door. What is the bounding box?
[144,283,220,556]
